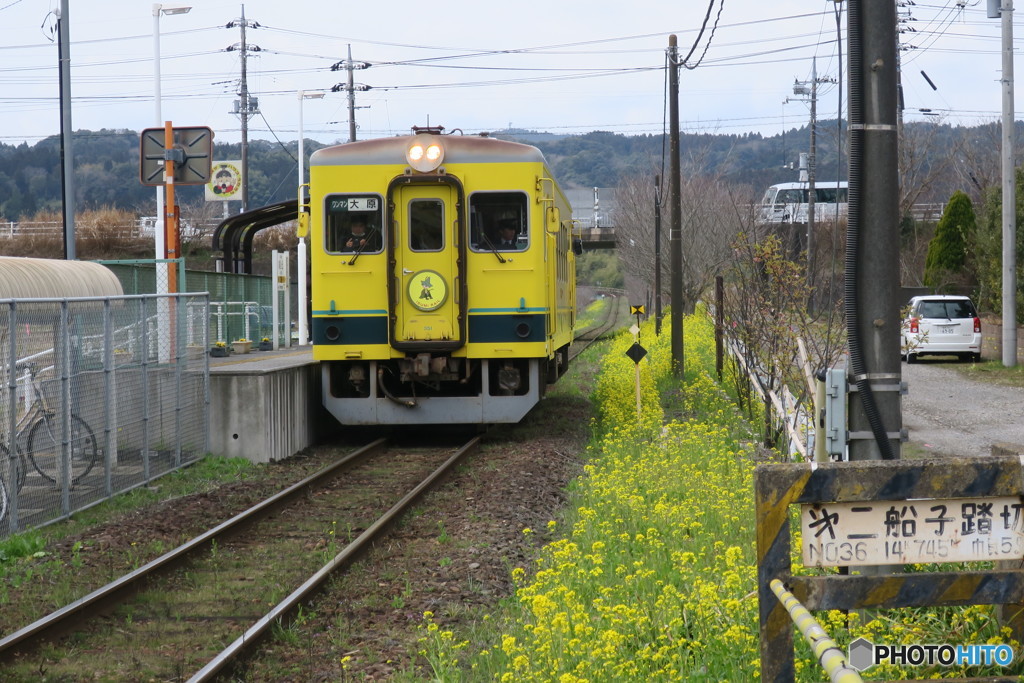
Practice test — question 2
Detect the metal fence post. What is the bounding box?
[59,301,71,515]
[102,298,114,496]
[5,303,19,532]
[140,297,151,484]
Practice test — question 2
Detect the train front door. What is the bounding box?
[390,183,464,348]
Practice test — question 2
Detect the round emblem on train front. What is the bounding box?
[407,270,448,312]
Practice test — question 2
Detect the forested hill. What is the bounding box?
[0,120,1006,220]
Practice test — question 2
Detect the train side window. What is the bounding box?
[324,194,384,254]
[409,199,444,252]
[469,191,528,252]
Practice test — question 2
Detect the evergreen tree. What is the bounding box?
[924,189,975,290]
[975,167,1024,318]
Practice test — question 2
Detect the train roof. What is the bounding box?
[310,132,547,167]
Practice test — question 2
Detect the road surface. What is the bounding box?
[901,358,1024,457]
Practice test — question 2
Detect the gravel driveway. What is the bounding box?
[901,358,1024,457]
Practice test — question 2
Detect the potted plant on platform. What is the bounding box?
[258,336,273,351]
[210,341,229,357]
[232,338,252,354]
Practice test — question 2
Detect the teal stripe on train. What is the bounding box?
[313,313,548,345]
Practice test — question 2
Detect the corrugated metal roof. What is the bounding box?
[0,257,124,300]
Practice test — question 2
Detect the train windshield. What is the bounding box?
[325,194,384,254]
[469,192,529,252]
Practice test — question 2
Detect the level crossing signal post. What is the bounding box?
[139,124,213,361]
[625,305,647,421]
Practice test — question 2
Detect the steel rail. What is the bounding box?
[189,435,482,681]
[0,438,388,660]
[570,294,623,361]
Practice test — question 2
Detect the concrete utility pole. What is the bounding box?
[346,45,357,142]
[668,35,684,378]
[58,0,75,259]
[990,0,1018,367]
[227,4,260,211]
[331,47,371,142]
[790,57,837,287]
[846,0,902,461]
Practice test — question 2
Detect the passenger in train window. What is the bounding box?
[342,218,381,252]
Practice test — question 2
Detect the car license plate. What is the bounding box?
[940,326,956,334]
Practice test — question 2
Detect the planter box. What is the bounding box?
[232,341,252,354]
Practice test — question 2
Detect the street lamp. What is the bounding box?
[297,90,324,346]
[153,4,191,365]
[153,4,192,264]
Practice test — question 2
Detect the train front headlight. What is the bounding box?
[406,137,445,173]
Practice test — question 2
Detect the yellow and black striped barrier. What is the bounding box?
[769,579,863,683]
[756,455,1024,682]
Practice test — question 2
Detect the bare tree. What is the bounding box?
[614,152,751,313]
[723,232,846,449]
[898,119,961,286]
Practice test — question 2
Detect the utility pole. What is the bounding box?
[990,0,1018,367]
[789,58,836,287]
[227,5,260,211]
[331,47,371,143]
[668,35,684,379]
[846,0,902,461]
[654,175,662,336]
[808,57,817,281]
[57,0,75,259]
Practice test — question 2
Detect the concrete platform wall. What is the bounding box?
[208,349,327,463]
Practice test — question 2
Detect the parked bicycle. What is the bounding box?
[2,362,99,501]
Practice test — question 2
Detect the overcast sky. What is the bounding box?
[0,0,1014,147]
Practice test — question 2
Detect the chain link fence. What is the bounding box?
[0,293,209,537]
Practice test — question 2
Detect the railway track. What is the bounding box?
[570,293,626,361]
[0,436,480,680]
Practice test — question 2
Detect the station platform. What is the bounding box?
[208,345,328,463]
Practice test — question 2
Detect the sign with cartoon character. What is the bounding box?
[205,160,243,202]
[407,270,447,312]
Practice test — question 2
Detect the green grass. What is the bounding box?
[953,357,1024,388]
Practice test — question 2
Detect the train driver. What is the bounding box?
[496,219,521,250]
[343,217,381,252]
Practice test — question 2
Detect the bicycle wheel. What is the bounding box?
[27,413,98,487]
[0,443,25,493]
[0,472,8,526]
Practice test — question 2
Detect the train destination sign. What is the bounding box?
[801,496,1024,567]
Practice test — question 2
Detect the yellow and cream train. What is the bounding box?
[306,127,578,425]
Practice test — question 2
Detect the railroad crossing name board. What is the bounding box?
[802,496,1024,567]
